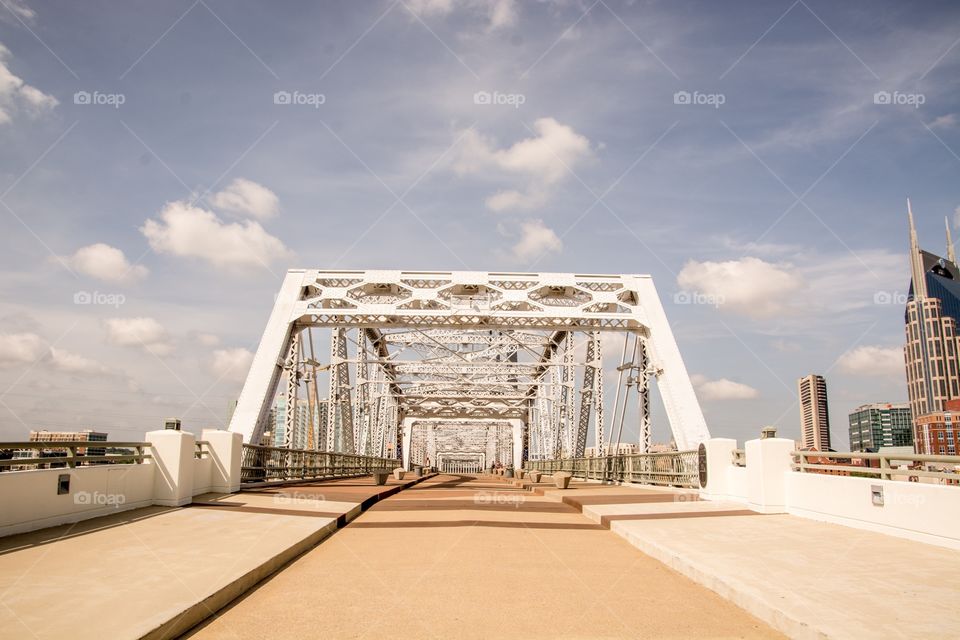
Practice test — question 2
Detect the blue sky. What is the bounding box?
[1,0,959,446]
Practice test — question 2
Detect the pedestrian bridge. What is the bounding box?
[1,269,959,638]
[1,433,959,639]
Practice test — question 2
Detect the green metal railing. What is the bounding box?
[240,444,399,485]
[527,450,698,488]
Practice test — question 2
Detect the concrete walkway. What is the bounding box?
[189,474,780,639]
[518,479,960,640]
[0,474,431,640]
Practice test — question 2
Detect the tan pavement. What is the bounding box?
[0,475,427,640]
[189,474,780,639]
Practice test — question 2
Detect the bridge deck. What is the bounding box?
[0,474,430,640]
[187,474,780,639]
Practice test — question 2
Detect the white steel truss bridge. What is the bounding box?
[227,270,709,469]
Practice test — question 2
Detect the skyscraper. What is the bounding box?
[848,403,913,452]
[903,201,960,454]
[798,374,831,450]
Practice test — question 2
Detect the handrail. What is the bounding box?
[792,450,960,483]
[526,451,698,488]
[240,444,399,485]
[0,441,151,470]
[732,449,746,467]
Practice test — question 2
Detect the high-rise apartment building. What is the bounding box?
[903,202,960,454]
[848,403,913,452]
[798,374,831,450]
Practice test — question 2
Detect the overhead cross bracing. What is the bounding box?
[228,270,709,467]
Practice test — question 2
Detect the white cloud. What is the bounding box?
[0,1,36,24]
[47,347,109,375]
[836,345,904,378]
[210,348,253,383]
[929,113,957,130]
[196,333,220,347]
[141,200,292,270]
[104,317,174,356]
[0,332,44,366]
[453,117,592,212]
[407,0,517,30]
[691,374,759,400]
[62,243,148,284]
[209,178,280,220]
[510,219,562,262]
[677,257,803,318]
[0,42,57,125]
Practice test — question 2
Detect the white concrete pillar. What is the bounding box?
[745,436,795,514]
[510,419,524,469]
[148,430,196,507]
[699,438,736,501]
[401,419,413,470]
[202,429,242,493]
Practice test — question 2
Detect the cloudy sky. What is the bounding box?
[0,0,958,447]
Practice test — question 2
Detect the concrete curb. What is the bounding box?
[142,472,439,640]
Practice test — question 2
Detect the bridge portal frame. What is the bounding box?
[227,269,709,460]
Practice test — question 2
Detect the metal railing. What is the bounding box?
[0,441,151,471]
[792,450,960,484]
[241,444,399,485]
[527,450,699,488]
[732,449,746,467]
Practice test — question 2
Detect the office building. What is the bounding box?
[848,403,913,451]
[798,374,832,450]
[903,202,960,453]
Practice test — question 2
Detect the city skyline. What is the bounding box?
[2,1,960,447]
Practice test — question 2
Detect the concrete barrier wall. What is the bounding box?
[786,472,960,550]
[699,436,960,550]
[0,429,244,537]
[192,456,213,496]
[0,463,155,537]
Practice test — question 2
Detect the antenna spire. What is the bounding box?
[908,199,928,299]
[947,216,957,265]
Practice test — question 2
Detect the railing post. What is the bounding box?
[148,429,196,506]
[203,430,242,493]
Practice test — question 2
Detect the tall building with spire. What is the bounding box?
[903,200,960,454]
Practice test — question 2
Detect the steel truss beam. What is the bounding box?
[229,270,709,458]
